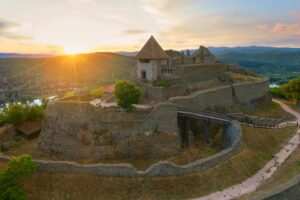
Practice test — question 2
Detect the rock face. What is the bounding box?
[38,102,180,160]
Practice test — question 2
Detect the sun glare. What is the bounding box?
[64,46,85,55]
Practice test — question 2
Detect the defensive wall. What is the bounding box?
[170,79,270,111]
[38,101,180,160]
[254,174,300,200]
[1,121,242,177]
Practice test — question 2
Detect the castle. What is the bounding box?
[136,36,217,82]
[37,36,270,160]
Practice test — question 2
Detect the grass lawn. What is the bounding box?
[279,99,300,113]
[246,101,295,120]
[237,138,300,200]
[5,138,38,157]
[20,125,297,200]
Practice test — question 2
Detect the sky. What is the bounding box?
[0,0,300,54]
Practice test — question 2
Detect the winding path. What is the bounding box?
[194,100,300,200]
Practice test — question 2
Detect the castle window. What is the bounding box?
[139,59,150,63]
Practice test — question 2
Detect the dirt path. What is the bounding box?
[194,100,300,200]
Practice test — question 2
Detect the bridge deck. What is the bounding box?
[177,107,231,124]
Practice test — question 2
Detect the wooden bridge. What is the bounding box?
[177,107,232,148]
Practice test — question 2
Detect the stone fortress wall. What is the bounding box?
[38,78,269,160]
[170,79,270,111]
[38,101,180,160]
[254,174,300,200]
[2,121,243,177]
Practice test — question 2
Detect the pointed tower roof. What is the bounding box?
[136,36,169,59]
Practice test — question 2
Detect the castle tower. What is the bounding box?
[136,36,169,81]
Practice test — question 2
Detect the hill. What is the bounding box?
[209,46,300,84]
[0,53,136,102]
[0,53,52,58]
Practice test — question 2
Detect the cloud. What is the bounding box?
[124,29,147,35]
[291,10,300,19]
[0,19,31,40]
[273,23,300,36]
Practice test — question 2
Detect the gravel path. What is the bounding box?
[194,100,300,200]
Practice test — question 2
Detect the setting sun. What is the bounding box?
[64,46,85,55]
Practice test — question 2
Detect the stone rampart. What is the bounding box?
[254,174,300,200]
[170,86,234,110]
[0,121,242,177]
[138,82,186,102]
[38,101,180,159]
[232,79,270,105]
[169,79,270,111]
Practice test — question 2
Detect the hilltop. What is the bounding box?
[118,46,300,83]
[0,52,136,101]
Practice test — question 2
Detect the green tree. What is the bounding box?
[270,87,286,99]
[114,80,141,111]
[282,78,300,106]
[90,87,104,98]
[25,105,45,121]
[4,104,26,126]
[0,155,37,200]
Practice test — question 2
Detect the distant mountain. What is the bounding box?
[208,46,300,56]
[0,53,53,58]
[207,46,300,84]
[116,51,138,57]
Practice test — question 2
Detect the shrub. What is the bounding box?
[114,80,141,111]
[0,114,7,126]
[0,155,37,200]
[154,80,172,88]
[90,87,104,98]
[270,87,286,99]
[4,104,26,126]
[25,105,45,121]
[1,103,45,126]
[64,91,74,98]
[282,78,300,101]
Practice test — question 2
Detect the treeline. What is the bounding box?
[270,78,300,105]
[0,102,46,126]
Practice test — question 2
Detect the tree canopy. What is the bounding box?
[0,155,37,200]
[114,80,141,111]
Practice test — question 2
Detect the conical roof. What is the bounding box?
[137,36,169,59]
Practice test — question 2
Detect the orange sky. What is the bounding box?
[0,0,300,54]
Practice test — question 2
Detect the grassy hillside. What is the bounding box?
[209,47,300,84]
[0,53,136,85]
[0,53,136,102]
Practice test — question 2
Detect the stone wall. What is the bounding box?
[38,101,180,160]
[138,82,187,102]
[254,174,300,200]
[1,121,242,177]
[232,79,270,105]
[169,79,270,111]
[170,86,234,110]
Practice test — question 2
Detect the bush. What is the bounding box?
[154,80,172,88]
[1,103,45,126]
[114,80,141,111]
[270,87,286,99]
[25,106,45,121]
[90,87,104,98]
[64,91,74,98]
[4,104,26,126]
[0,155,37,200]
[0,114,8,126]
[282,78,300,101]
